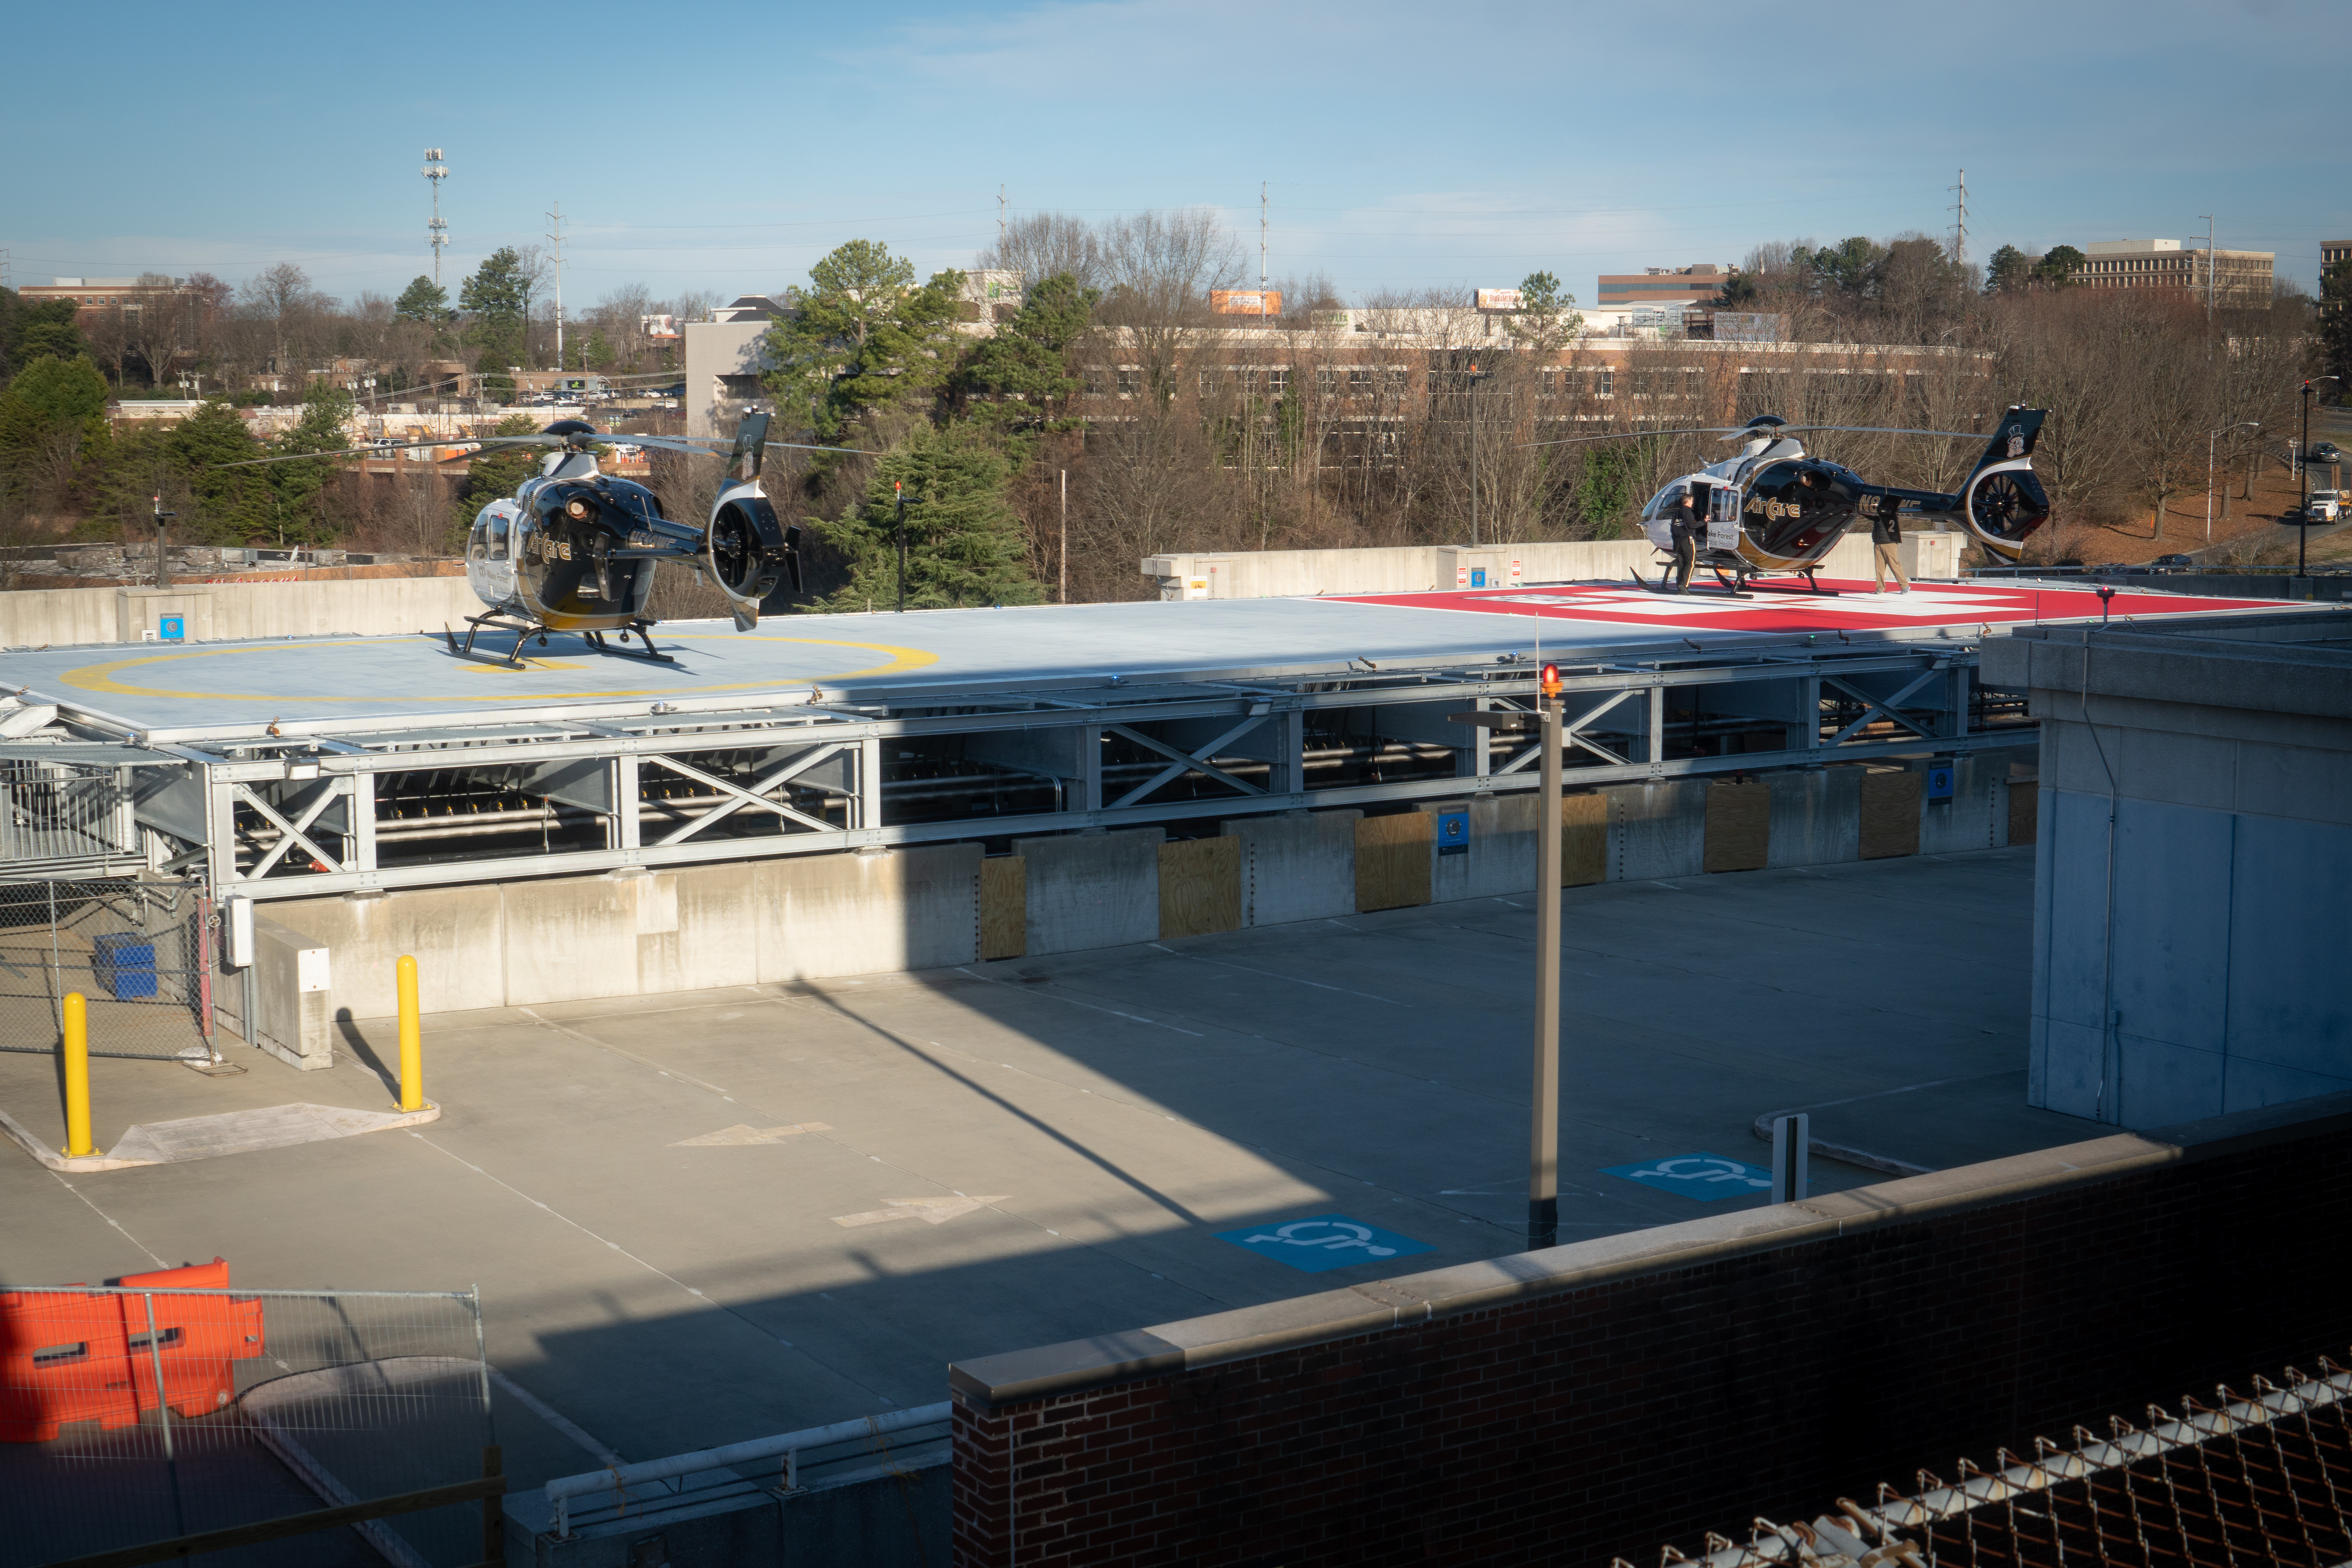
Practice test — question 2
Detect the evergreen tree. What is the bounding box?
[1507,270,1583,353]
[2034,245,2086,288]
[951,272,1098,428]
[811,423,1041,612]
[165,398,272,541]
[394,276,450,323]
[1983,245,2033,294]
[763,241,964,438]
[461,248,535,391]
[263,382,358,544]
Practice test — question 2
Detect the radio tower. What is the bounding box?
[422,149,450,287]
[1948,168,1968,268]
[547,199,566,369]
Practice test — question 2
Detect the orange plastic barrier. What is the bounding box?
[0,1258,265,1442]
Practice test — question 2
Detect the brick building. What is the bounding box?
[2069,239,2273,307]
[17,275,192,324]
[1594,263,1733,313]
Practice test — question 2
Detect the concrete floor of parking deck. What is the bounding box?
[0,844,2095,1491]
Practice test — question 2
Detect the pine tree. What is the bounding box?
[394,276,450,322]
[952,272,1097,430]
[165,399,272,541]
[763,241,964,439]
[811,423,1042,612]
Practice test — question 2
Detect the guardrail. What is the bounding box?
[542,1401,951,1538]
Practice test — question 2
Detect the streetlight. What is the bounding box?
[1465,362,1493,547]
[2206,422,2259,541]
[1449,658,1565,1250]
[2298,377,2342,578]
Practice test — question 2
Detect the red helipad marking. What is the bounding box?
[1332,579,2287,635]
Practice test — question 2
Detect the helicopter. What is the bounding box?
[1523,408,2051,593]
[216,413,853,664]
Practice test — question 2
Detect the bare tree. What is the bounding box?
[122,276,197,391]
[977,212,1107,292]
[1095,209,1245,408]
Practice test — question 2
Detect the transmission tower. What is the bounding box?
[998,184,1006,248]
[547,200,566,369]
[422,148,450,287]
[1948,168,1967,268]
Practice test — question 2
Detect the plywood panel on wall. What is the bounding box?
[1704,783,1772,873]
[1860,768,1923,860]
[1561,793,1607,887]
[1354,812,1432,912]
[1159,837,1242,940]
[980,856,1026,960]
[2009,782,2039,846]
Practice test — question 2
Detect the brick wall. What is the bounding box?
[949,1109,2352,1568]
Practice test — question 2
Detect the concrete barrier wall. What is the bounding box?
[1222,811,1360,927]
[214,910,335,1069]
[1012,829,1162,956]
[1142,533,1947,600]
[0,576,483,648]
[260,763,2028,1022]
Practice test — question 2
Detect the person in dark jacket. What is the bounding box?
[1869,502,1908,593]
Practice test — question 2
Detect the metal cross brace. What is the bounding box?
[234,781,349,878]
[1821,668,1943,747]
[643,745,848,846]
[1105,715,1270,809]
[1494,687,1641,773]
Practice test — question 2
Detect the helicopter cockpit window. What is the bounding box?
[486,509,511,561]
[1642,481,1689,521]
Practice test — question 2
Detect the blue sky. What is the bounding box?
[5,0,2342,309]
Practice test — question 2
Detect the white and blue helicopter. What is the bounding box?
[219,413,857,664]
[1526,409,2052,593]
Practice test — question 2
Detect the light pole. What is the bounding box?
[1466,363,1492,547]
[1446,657,1565,1251]
[2299,377,2341,578]
[2207,422,2258,541]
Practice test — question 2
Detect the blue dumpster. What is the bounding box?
[92,933,158,1000]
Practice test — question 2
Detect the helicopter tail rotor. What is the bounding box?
[702,481,803,631]
[1950,407,2052,562]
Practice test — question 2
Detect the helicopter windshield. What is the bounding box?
[1641,480,1689,521]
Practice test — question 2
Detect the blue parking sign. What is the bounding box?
[1470,567,1487,588]
[1435,809,1468,857]
[158,615,186,641]
[1600,1152,1773,1202]
[1215,1213,1433,1274]
[1925,763,1954,800]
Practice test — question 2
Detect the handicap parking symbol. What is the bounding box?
[1215,1213,1434,1274]
[1599,1152,1773,1202]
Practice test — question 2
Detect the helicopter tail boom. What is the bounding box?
[1881,407,2053,564]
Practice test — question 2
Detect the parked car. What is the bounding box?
[2152,554,2193,568]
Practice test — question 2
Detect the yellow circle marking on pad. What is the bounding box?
[57,634,938,704]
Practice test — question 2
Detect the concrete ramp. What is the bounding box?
[0,1100,440,1173]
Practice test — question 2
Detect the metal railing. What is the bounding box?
[541,1401,952,1538]
[0,1283,492,1568]
[0,760,137,871]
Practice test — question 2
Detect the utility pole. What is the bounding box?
[1947,169,1967,268]
[2201,215,2216,325]
[547,200,565,371]
[1259,181,1268,330]
[1058,468,1068,605]
[151,495,175,589]
[422,149,449,288]
[892,481,910,613]
[1466,362,1491,546]
[1528,663,1563,1250]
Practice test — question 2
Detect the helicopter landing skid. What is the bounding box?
[1627,561,1751,598]
[1744,570,1843,596]
[583,622,678,663]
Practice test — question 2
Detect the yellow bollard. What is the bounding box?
[396,954,423,1112]
[62,991,94,1158]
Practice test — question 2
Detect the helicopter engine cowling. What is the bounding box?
[703,479,804,631]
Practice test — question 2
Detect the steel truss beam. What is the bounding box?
[27,641,2026,900]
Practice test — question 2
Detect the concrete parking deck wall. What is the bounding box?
[944,1092,2352,1568]
[1984,615,2352,1126]
[0,577,482,647]
[255,761,2029,1021]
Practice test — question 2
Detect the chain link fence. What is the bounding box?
[0,877,213,1062]
[0,1282,494,1568]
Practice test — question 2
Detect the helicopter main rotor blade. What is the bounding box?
[207,435,537,469]
[1759,425,1994,441]
[1517,426,1750,451]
